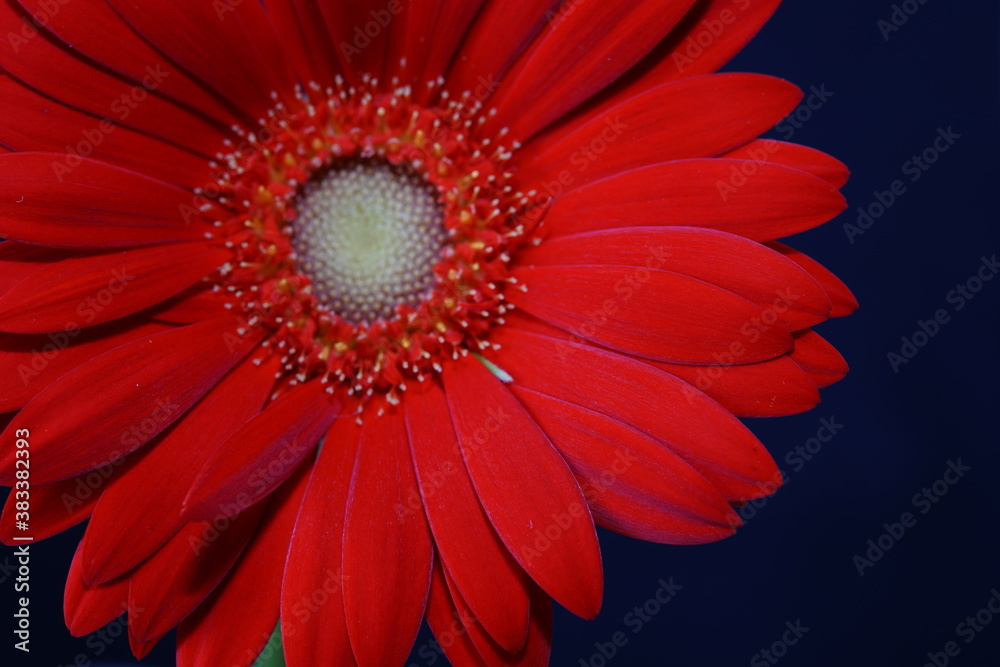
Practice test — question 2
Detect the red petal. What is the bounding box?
[427,561,552,667]
[443,357,604,619]
[0,319,172,412]
[317,0,393,82]
[80,355,279,584]
[0,75,210,188]
[63,542,130,637]
[485,326,781,501]
[0,244,229,333]
[259,0,339,86]
[646,354,821,418]
[343,396,433,667]
[129,633,160,661]
[0,153,215,248]
[183,380,339,520]
[148,290,233,324]
[791,329,850,389]
[447,0,560,96]
[424,561,484,666]
[519,226,832,329]
[766,242,858,317]
[405,382,530,652]
[281,408,360,667]
[616,0,783,88]
[1,474,99,544]
[516,74,801,189]
[538,159,847,242]
[176,465,310,667]
[105,0,296,116]
[721,139,851,188]
[412,0,486,88]
[489,0,696,139]
[127,505,265,640]
[0,2,222,154]
[512,387,741,544]
[15,0,238,124]
[508,264,793,364]
[0,241,79,296]
[0,318,260,485]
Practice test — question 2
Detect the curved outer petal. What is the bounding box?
[443,357,604,619]
[405,382,531,652]
[766,241,859,317]
[0,154,216,248]
[518,226,833,329]
[646,354,821,418]
[721,139,851,188]
[16,0,240,124]
[176,466,310,667]
[0,319,173,412]
[281,408,360,667]
[0,76,211,189]
[488,0,697,140]
[105,0,297,115]
[0,242,79,296]
[0,317,261,485]
[516,73,802,189]
[535,159,847,242]
[342,396,433,667]
[80,355,279,584]
[1,472,103,545]
[63,543,131,637]
[484,326,781,501]
[126,502,266,640]
[0,244,230,334]
[599,0,784,106]
[508,264,793,364]
[446,0,560,97]
[790,330,850,389]
[511,387,742,543]
[183,380,340,520]
[0,1,223,154]
[426,561,552,667]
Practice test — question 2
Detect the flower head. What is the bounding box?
[0,0,854,665]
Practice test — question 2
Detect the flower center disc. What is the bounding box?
[291,160,447,325]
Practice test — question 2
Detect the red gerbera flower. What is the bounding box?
[0,0,855,665]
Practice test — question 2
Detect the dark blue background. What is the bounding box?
[4,1,998,665]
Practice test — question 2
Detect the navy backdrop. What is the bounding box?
[3,1,998,666]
